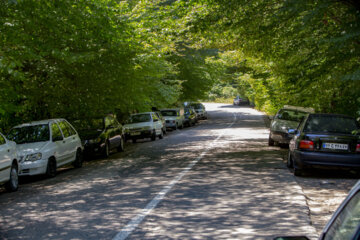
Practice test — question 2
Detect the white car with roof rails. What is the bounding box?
[160,108,185,130]
[0,132,19,191]
[7,119,83,177]
[124,112,164,143]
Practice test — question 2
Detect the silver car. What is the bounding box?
[269,105,314,146]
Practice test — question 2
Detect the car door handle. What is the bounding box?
[7,149,10,152]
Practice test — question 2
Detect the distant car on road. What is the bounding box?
[160,108,185,130]
[72,115,124,158]
[233,96,249,106]
[0,132,19,192]
[275,180,360,240]
[287,113,360,176]
[7,119,83,178]
[269,105,314,146]
[124,112,164,143]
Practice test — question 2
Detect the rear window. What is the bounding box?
[275,109,308,122]
[304,115,358,134]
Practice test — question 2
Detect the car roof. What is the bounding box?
[13,119,66,128]
[282,105,314,113]
[160,108,179,111]
[131,112,153,115]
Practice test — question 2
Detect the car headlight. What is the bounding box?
[89,138,102,144]
[24,153,42,162]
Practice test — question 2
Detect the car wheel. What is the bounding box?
[189,120,193,127]
[103,141,110,158]
[180,123,184,129]
[46,158,57,178]
[73,149,83,168]
[5,163,18,192]
[174,124,178,130]
[132,138,137,143]
[294,167,303,177]
[287,151,293,168]
[268,135,275,146]
[151,130,156,141]
[163,128,167,135]
[159,130,164,139]
[117,137,125,152]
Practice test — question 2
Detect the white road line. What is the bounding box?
[113,112,238,240]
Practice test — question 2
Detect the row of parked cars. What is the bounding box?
[0,103,207,192]
[268,105,360,176]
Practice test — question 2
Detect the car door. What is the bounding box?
[151,113,162,135]
[0,133,11,183]
[51,122,68,166]
[57,120,77,165]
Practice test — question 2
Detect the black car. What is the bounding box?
[287,113,360,176]
[184,107,197,127]
[73,115,124,159]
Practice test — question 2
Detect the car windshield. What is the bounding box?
[7,124,50,144]
[161,110,177,117]
[304,115,359,134]
[73,119,104,131]
[276,109,308,122]
[130,114,151,123]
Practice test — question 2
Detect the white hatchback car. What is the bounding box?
[7,119,83,177]
[0,132,19,191]
[124,112,164,143]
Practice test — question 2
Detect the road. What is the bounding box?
[0,103,356,240]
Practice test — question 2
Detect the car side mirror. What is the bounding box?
[53,136,63,142]
[288,129,298,135]
[273,237,309,240]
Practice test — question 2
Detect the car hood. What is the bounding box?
[271,119,300,132]
[16,142,49,155]
[124,122,152,129]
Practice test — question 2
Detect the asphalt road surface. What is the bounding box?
[1,103,354,240]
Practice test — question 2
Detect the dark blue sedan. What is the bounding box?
[287,113,360,176]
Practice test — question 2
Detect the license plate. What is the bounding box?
[323,143,348,150]
[130,132,141,136]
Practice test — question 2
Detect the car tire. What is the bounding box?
[132,138,137,143]
[73,149,83,168]
[180,123,184,129]
[287,151,293,168]
[163,128,167,135]
[117,137,125,152]
[174,124,178,130]
[46,158,57,178]
[103,141,110,158]
[294,168,303,177]
[5,163,18,192]
[159,130,164,139]
[151,130,156,141]
[268,135,275,146]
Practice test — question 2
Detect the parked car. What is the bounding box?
[188,103,207,120]
[184,107,197,127]
[72,115,124,158]
[233,96,249,105]
[0,132,19,192]
[269,105,314,146]
[7,119,83,178]
[287,113,360,176]
[124,112,164,143]
[160,108,185,130]
[274,180,360,240]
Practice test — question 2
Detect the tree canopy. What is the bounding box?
[1,0,359,130]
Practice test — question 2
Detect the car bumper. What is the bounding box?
[127,130,153,139]
[293,150,360,169]
[165,121,177,128]
[83,142,105,156]
[19,159,47,176]
[270,131,292,144]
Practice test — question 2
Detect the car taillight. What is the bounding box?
[356,144,360,152]
[299,140,314,150]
